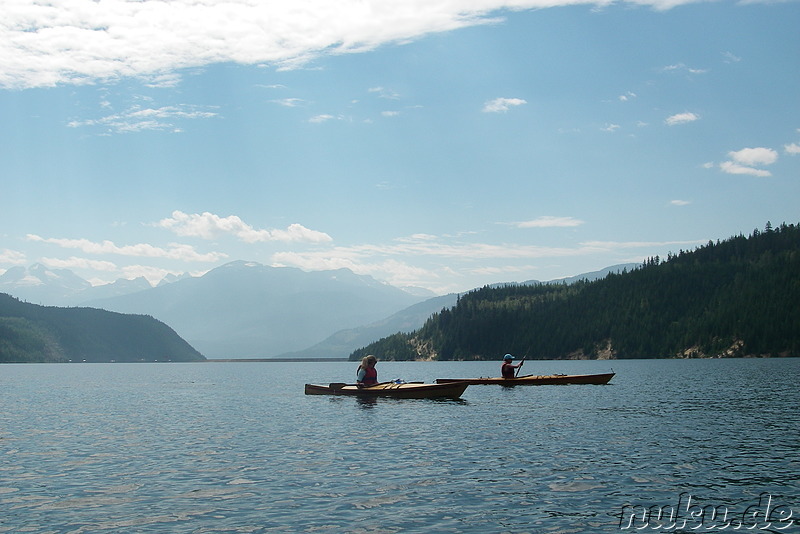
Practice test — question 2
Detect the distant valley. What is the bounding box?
[0,261,635,360]
[2,261,427,358]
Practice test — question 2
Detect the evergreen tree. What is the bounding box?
[351,222,800,361]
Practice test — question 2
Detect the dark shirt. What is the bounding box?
[501,362,516,379]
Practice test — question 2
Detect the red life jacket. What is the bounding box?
[360,366,378,385]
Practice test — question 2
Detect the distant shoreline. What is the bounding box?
[205,358,349,362]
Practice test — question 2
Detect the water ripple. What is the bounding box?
[1,359,798,533]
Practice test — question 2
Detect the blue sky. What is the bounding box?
[1,0,799,295]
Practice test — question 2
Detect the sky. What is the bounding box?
[1,0,799,295]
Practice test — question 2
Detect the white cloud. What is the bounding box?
[275,240,586,268]
[271,98,306,107]
[157,210,332,244]
[382,111,400,117]
[407,233,438,241]
[482,97,527,113]
[618,91,637,102]
[719,161,771,177]
[369,87,400,99]
[271,224,333,243]
[722,51,741,63]
[1,0,721,90]
[661,63,707,74]
[26,234,226,262]
[783,143,800,155]
[143,72,183,88]
[282,235,614,263]
[665,112,699,126]
[273,252,435,286]
[516,216,584,228]
[669,200,691,206]
[309,114,336,123]
[269,234,708,292]
[40,256,118,271]
[470,264,538,276]
[581,239,705,249]
[728,147,778,166]
[375,180,399,190]
[0,248,27,265]
[602,123,621,132]
[68,105,217,133]
[718,147,778,177]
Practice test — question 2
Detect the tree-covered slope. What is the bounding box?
[0,294,205,363]
[352,222,800,361]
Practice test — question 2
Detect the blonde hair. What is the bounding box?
[361,355,377,368]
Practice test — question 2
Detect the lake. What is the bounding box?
[1,358,798,533]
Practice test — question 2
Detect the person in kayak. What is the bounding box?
[501,354,522,378]
[357,355,379,387]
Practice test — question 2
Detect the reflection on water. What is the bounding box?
[351,395,469,410]
[1,358,798,533]
[356,396,378,409]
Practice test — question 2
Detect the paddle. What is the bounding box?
[514,356,526,377]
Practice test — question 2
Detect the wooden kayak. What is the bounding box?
[304,381,469,399]
[435,372,615,386]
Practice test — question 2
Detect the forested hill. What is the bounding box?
[351,222,800,361]
[0,294,205,363]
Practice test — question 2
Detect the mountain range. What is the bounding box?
[0,264,153,305]
[0,261,636,359]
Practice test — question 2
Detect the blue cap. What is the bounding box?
[504,354,514,361]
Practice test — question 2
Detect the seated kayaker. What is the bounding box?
[356,355,379,387]
[501,354,522,378]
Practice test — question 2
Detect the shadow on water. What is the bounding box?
[356,396,378,409]
[323,394,470,409]
[354,396,470,409]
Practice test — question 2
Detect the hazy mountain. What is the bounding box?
[394,285,437,298]
[84,261,426,358]
[64,276,153,305]
[275,293,459,359]
[539,263,640,285]
[157,272,193,286]
[0,264,91,304]
[487,264,639,290]
[0,265,198,307]
[275,266,641,359]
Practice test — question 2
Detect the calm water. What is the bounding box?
[1,358,798,533]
